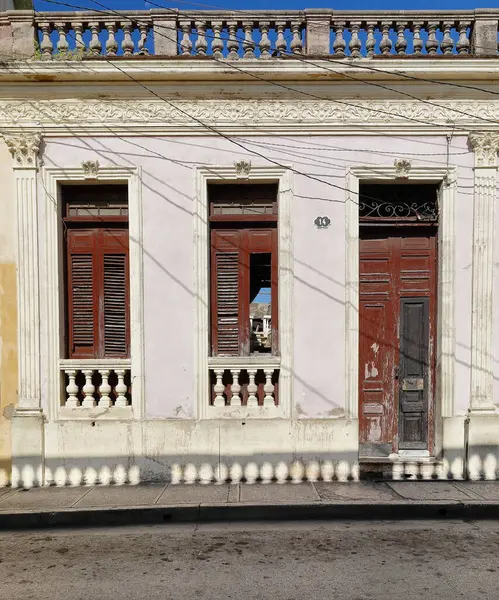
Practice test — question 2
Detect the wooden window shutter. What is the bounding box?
[101,230,130,358]
[67,228,129,359]
[211,230,244,356]
[67,229,97,358]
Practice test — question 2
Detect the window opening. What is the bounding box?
[62,184,130,359]
[209,183,278,357]
[250,253,272,354]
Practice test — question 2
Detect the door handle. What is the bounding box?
[394,365,399,380]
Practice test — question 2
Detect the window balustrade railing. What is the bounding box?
[1,9,498,59]
[60,359,131,408]
[208,358,280,407]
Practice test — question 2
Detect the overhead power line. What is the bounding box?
[34,0,499,134]
[20,1,481,207]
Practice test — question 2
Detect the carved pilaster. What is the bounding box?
[5,134,42,411]
[468,132,499,413]
[439,171,457,418]
[5,133,44,487]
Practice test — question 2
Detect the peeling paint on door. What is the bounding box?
[364,361,379,379]
[368,417,382,442]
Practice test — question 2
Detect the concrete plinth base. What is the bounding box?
[11,409,44,488]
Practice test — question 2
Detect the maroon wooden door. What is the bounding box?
[359,227,437,457]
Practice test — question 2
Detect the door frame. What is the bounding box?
[345,166,457,459]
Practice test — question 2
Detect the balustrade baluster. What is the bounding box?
[98,369,112,407]
[122,22,135,56]
[456,21,470,54]
[105,22,118,56]
[89,22,102,55]
[55,22,69,55]
[426,21,439,54]
[179,21,193,55]
[195,21,208,56]
[365,22,376,56]
[247,369,258,407]
[227,21,239,59]
[213,369,225,406]
[395,22,408,55]
[379,21,392,54]
[82,369,96,407]
[290,21,303,54]
[440,21,454,54]
[259,22,271,58]
[71,22,84,52]
[275,22,286,56]
[332,22,346,57]
[243,22,255,58]
[138,22,149,54]
[412,22,423,54]
[115,369,128,407]
[211,21,224,59]
[65,370,79,408]
[230,369,242,406]
[349,22,362,57]
[263,369,275,407]
[39,22,53,59]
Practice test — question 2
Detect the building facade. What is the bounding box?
[1,8,499,486]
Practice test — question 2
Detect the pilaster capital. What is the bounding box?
[4,133,42,168]
[468,131,499,167]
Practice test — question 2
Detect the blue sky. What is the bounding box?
[35,0,499,11]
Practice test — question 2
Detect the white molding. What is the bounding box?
[208,356,281,368]
[468,132,499,413]
[345,166,456,427]
[345,169,360,419]
[41,166,145,420]
[57,406,133,421]
[5,133,42,411]
[1,99,499,136]
[194,165,293,419]
[59,358,131,369]
[2,59,499,88]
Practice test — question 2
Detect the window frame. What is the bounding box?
[41,167,144,420]
[195,166,294,420]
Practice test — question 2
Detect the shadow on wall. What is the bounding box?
[6,446,499,487]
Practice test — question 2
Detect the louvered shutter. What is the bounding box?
[67,229,97,358]
[101,230,130,358]
[211,230,243,356]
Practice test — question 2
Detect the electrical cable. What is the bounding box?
[21,1,482,207]
[34,0,498,136]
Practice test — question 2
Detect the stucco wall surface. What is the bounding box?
[0,138,17,486]
[41,134,474,422]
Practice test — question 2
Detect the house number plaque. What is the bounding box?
[314,216,331,229]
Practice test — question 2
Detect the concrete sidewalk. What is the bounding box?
[2,480,499,529]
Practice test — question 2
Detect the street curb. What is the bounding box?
[1,501,499,529]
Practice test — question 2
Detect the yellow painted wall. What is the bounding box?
[0,139,17,486]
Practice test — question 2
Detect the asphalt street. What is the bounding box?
[1,520,499,600]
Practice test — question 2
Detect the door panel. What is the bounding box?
[399,298,429,449]
[359,228,436,457]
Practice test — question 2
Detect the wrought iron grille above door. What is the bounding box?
[359,183,439,223]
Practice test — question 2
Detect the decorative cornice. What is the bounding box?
[1,100,499,135]
[468,131,499,167]
[4,133,41,167]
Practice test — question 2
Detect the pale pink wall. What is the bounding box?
[42,134,474,419]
